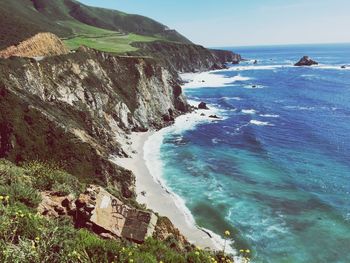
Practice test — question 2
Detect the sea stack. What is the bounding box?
[198,102,209,110]
[294,56,318,66]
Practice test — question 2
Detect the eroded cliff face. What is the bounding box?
[0,46,189,199]
[129,41,241,73]
[0,32,69,59]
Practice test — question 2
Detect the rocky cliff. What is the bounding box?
[128,41,241,73]
[0,45,189,200]
[0,32,69,59]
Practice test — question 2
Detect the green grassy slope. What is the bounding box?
[61,21,164,53]
[0,0,191,52]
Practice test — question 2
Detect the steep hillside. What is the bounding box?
[129,41,242,73]
[0,46,189,199]
[0,0,190,49]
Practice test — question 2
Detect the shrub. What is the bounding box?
[23,160,84,196]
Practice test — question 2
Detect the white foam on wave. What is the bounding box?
[143,104,236,255]
[260,114,280,118]
[285,105,315,111]
[242,109,257,115]
[229,64,293,71]
[243,85,264,89]
[250,120,274,126]
[181,71,250,89]
[314,64,350,71]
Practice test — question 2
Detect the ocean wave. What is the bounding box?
[181,71,250,89]
[250,120,274,126]
[242,109,257,115]
[260,114,280,118]
[228,64,293,71]
[285,105,315,111]
[314,64,350,71]
[243,84,264,89]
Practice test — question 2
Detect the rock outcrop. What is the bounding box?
[294,56,318,66]
[76,185,158,243]
[38,185,158,243]
[0,32,69,59]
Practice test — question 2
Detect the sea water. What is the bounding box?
[148,44,350,263]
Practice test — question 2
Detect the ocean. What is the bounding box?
[146,44,350,263]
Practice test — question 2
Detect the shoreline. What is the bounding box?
[113,106,235,254]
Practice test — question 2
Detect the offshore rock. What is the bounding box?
[198,102,209,110]
[294,56,318,66]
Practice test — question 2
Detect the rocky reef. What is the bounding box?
[294,56,318,66]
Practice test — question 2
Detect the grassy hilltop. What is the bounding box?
[0,0,191,53]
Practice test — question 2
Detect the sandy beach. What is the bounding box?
[113,107,234,253]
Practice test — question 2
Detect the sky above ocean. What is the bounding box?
[79,0,350,47]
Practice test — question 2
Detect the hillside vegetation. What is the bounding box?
[0,159,235,263]
[0,0,190,52]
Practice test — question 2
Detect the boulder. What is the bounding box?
[38,192,76,218]
[75,185,158,243]
[38,185,158,244]
[198,102,209,110]
[341,65,347,69]
[253,60,258,64]
[209,115,220,119]
[294,56,318,66]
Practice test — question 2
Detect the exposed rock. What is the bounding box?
[198,102,209,110]
[253,60,258,64]
[209,115,220,119]
[0,32,69,59]
[341,65,347,69]
[38,192,76,218]
[75,185,158,243]
[153,216,190,251]
[294,56,318,66]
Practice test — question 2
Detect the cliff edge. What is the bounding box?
[0,32,69,59]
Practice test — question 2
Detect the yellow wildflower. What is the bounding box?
[224,230,230,236]
[128,252,132,256]
[0,196,3,200]
[246,249,250,253]
[195,251,200,256]
[129,259,134,263]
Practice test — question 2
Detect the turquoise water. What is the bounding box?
[160,44,350,262]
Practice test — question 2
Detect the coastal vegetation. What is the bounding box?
[0,159,236,263]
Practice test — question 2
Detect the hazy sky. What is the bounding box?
[79,0,350,47]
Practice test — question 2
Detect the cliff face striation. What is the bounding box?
[129,41,241,73]
[0,32,69,59]
[0,45,189,199]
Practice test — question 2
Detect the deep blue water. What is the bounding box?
[159,44,350,262]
